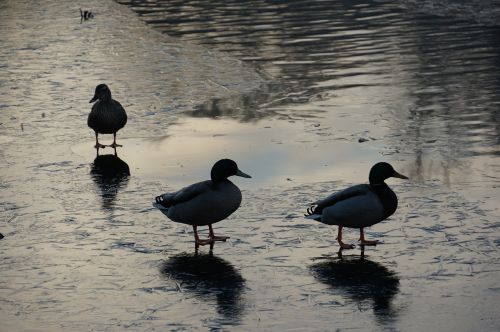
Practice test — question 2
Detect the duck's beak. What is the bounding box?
[89,94,98,103]
[393,170,409,180]
[236,169,252,178]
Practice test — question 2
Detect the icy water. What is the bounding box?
[1,0,500,331]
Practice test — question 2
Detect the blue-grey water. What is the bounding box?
[1,0,499,331]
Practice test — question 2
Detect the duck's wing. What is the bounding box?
[111,100,127,126]
[153,180,212,210]
[306,184,370,217]
[87,102,100,128]
[112,100,126,114]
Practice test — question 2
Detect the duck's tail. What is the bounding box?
[153,200,170,220]
[304,205,322,221]
[153,195,170,212]
[152,202,168,211]
[305,214,322,221]
[152,202,170,218]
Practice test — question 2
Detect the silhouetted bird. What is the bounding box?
[79,8,94,20]
[306,162,408,249]
[88,84,127,149]
[153,159,251,247]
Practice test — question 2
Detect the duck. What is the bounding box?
[153,159,251,247]
[88,84,127,149]
[305,162,408,249]
[79,8,94,20]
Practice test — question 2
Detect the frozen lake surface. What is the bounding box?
[1,0,500,330]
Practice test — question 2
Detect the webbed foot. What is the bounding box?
[338,241,355,250]
[359,239,379,246]
[210,235,230,242]
[195,238,215,247]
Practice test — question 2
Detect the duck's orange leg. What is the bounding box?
[337,226,355,249]
[209,224,229,242]
[193,225,214,248]
[359,227,379,246]
[109,133,122,148]
[94,132,106,149]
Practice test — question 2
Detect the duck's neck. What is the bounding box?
[370,182,398,218]
[211,178,231,188]
[100,93,112,103]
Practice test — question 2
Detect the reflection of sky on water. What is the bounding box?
[74,113,498,201]
[73,117,388,190]
[123,0,500,196]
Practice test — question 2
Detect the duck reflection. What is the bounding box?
[187,83,282,122]
[310,251,400,322]
[90,148,130,210]
[161,252,246,323]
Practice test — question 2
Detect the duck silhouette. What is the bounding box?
[153,159,251,248]
[88,84,127,149]
[79,8,94,20]
[306,162,408,249]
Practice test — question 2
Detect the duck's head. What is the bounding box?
[89,84,112,103]
[211,159,251,183]
[369,162,408,185]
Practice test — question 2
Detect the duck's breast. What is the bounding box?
[88,100,127,134]
[167,181,242,226]
[321,190,385,228]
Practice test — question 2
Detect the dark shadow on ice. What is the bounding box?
[90,148,130,210]
[161,252,246,325]
[310,251,400,324]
